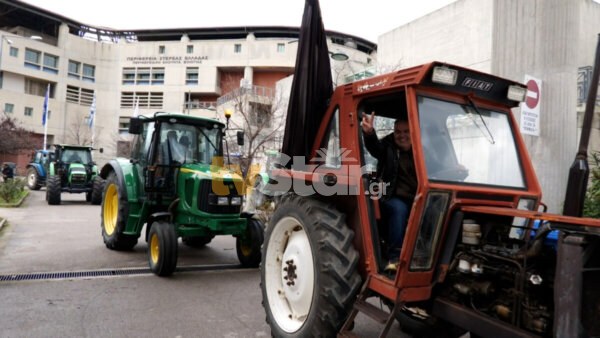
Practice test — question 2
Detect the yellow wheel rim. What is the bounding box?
[240,243,252,257]
[103,183,118,236]
[150,234,160,264]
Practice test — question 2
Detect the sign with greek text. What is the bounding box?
[520,75,541,136]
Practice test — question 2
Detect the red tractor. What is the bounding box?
[259,61,600,337]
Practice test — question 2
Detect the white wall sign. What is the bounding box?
[520,75,542,136]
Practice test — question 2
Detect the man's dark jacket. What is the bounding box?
[363,131,417,201]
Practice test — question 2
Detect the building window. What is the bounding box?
[136,68,150,85]
[151,68,165,85]
[43,53,59,74]
[186,67,198,85]
[120,92,163,109]
[68,60,81,79]
[277,43,285,53]
[24,107,33,117]
[24,48,41,69]
[66,85,94,106]
[25,78,52,97]
[82,64,95,83]
[4,103,14,114]
[9,47,18,57]
[122,67,135,85]
[187,45,193,54]
[119,116,130,135]
[159,45,165,54]
[234,44,242,53]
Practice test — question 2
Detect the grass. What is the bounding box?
[0,189,29,207]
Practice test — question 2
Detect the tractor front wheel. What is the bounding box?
[46,175,61,205]
[236,218,264,267]
[260,194,362,336]
[90,176,104,205]
[26,168,41,190]
[148,220,178,277]
[101,171,138,250]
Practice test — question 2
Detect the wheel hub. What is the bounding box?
[283,259,297,286]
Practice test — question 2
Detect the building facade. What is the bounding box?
[377,0,600,213]
[0,0,376,171]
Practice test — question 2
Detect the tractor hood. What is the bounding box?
[178,163,245,197]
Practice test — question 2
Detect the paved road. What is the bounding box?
[0,190,406,337]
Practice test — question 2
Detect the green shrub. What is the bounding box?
[0,178,26,203]
[584,152,600,218]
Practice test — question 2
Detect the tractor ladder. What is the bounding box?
[338,275,402,338]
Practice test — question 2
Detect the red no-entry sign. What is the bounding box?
[525,79,540,109]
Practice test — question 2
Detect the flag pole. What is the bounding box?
[42,84,49,151]
[89,93,96,147]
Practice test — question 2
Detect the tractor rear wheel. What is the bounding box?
[182,235,214,248]
[260,194,362,336]
[26,168,41,190]
[101,171,138,250]
[90,176,104,205]
[148,220,178,276]
[236,218,264,267]
[46,175,61,205]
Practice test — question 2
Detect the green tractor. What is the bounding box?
[46,144,104,205]
[99,112,264,277]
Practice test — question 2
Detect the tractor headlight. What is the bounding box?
[217,196,229,205]
[230,196,242,205]
[432,66,458,86]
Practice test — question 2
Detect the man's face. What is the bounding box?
[394,121,411,151]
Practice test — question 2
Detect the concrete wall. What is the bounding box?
[376,0,600,212]
[378,0,494,71]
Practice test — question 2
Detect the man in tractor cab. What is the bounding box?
[361,112,417,273]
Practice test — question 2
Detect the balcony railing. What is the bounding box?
[217,85,275,106]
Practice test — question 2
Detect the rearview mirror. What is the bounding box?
[129,117,143,134]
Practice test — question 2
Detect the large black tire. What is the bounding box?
[46,175,61,205]
[26,168,41,190]
[236,218,264,267]
[148,220,178,277]
[182,235,214,248]
[90,176,104,205]
[260,193,362,337]
[101,171,138,250]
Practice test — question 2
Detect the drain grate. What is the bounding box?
[0,263,244,282]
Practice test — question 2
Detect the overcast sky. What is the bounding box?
[20,0,458,43]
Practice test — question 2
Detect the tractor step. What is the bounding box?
[338,276,402,338]
[353,299,388,323]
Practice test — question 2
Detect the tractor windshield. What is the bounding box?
[418,96,525,189]
[61,149,91,164]
[159,122,222,165]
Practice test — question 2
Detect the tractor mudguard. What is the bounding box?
[100,159,139,203]
[145,211,172,242]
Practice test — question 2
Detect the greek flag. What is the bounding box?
[88,93,96,129]
[42,84,49,126]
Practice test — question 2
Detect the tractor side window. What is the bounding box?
[131,122,152,166]
[319,108,341,168]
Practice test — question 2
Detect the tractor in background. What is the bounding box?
[25,149,54,190]
[45,144,104,205]
[99,112,264,277]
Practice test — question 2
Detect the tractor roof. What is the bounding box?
[138,112,225,127]
[53,144,94,150]
[343,61,526,108]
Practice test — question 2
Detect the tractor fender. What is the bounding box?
[100,159,138,204]
[240,211,255,219]
[27,163,45,178]
[145,212,172,242]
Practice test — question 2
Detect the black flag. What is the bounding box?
[281,0,333,163]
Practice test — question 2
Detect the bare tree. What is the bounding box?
[0,114,36,155]
[66,112,103,146]
[220,75,286,177]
